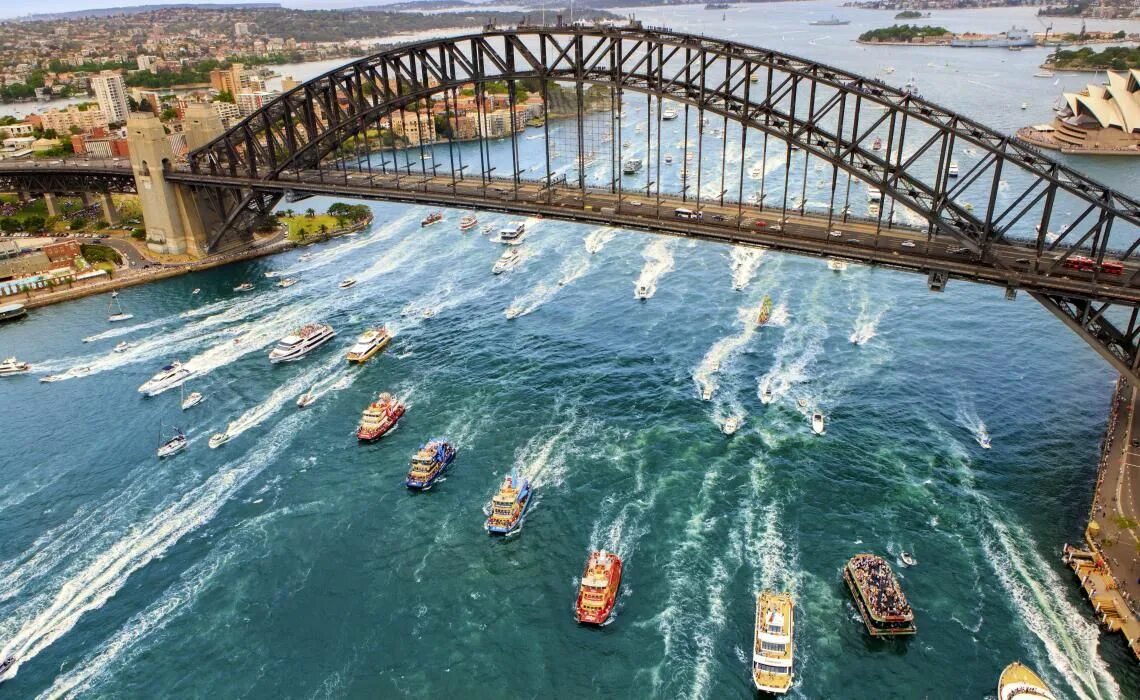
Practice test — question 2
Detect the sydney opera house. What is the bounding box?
[1018,70,1140,155]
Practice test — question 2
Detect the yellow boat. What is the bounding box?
[345,327,391,363]
[756,295,773,326]
[998,661,1056,700]
[753,591,794,694]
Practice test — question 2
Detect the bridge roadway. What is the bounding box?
[166,168,1140,307]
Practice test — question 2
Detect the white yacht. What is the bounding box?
[268,323,336,363]
[157,428,187,458]
[208,429,233,449]
[108,296,134,323]
[499,222,527,244]
[0,357,30,376]
[233,282,255,292]
[492,248,522,275]
[811,411,825,436]
[181,385,203,410]
[138,361,194,397]
[827,258,848,272]
[338,278,357,289]
[277,278,298,288]
[947,161,959,178]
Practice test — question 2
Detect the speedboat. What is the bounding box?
[0,656,15,677]
[575,550,623,625]
[722,416,742,435]
[181,390,203,410]
[499,222,527,244]
[264,271,279,278]
[0,357,30,376]
[345,327,391,363]
[827,258,848,272]
[208,429,232,449]
[1021,102,1028,110]
[899,551,917,567]
[421,211,444,227]
[114,341,134,353]
[157,428,187,458]
[298,253,314,262]
[702,385,714,401]
[753,591,795,694]
[459,214,478,231]
[480,224,495,235]
[356,392,406,442]
[811,411,825,436]
[761,385,775,404]
[276,277,298,288]
[505,305,524,320]
[268,323,336,363]
[978,430,992,449]
[634,283,652,300]
[998,662,1056,700]
[493,248,522,275]
[297,387,317,408]
[405,439,457,490]
[485,471,532,534]
[338,278,357,289]
[233,282,254,292]
[138,361,194,397]
[756,295,772,326]
[948,161,959,178]
[662,108,678,120]
[191,288,201,295]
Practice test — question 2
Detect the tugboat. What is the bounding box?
[406,439,457,490]
[345,327,392,363]
[753,591,795,694]
[156,427,187,458]
[458,214,478,231]
[268,323,336,363]
[421,211,444,227]
[756,295,773,325]
[575,550,623,625]
[138,360,194,397]
[843,553,916,637]
[356,392,405,442]
[998,661,1055,700]
[485,471,533,534]
[0,357,30,376]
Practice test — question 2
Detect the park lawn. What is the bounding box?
[284,213,341,243]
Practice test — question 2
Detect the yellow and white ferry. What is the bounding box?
[345,327,391,363]
[753,590,794,694]
[997,661,1056,700]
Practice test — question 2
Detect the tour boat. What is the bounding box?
[662,107,678,120]
[138,360,194,397]
[346,327,392,363]
[493,248,522,275]
[338,278,357,289]
[634,282,652,300]
[756,295,773,325]
[356,392,405,442]
[948,161,959,178]
[421,211,444,227]
[827,258,848,272]
[0,357,30,376]
[722,416,742,435]
[277,277,298,288]
[268,323,336,363]
[233,282,254,292]
[406,439,457,490]
[297,387,317,408]
[499,222,527,244]
[113,341,134,353]
[811,411,825,436]
[753,591,795,694]
[575,550,623,625]
[181,384,203,410]
[157,428,187,459]
[485,471,532,534]
[459,214,478,231]
[843,553,916,637]
[108,296,134,323]
[208,429,232,449]
[998,661,1055,700]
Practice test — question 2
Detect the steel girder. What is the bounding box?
[0,168,136,196]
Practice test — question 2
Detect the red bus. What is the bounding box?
[1062,255,1124,275]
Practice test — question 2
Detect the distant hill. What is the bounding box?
[18,3,281,21]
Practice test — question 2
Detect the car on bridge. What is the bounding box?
[901,240,916,248]
[753,220,767,228]
[829,230,842,238]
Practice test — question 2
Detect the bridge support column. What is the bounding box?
[99,192,119,226]
[127,112,206,257]
[182,103,224,152]
[42,192,60,218]
[80,192,93,207]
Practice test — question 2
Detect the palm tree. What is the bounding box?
[318,224,329,241]
[305,207,316,218]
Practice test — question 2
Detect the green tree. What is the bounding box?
[216,90,236,104]
[305,207,315,218]
[160,107,178,121]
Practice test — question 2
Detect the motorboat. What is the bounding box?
[276,277,298,288]
[505,305,524,320]
[827,258,848,272]
[493,248,522,275]
[181,384,203,410]
[872,138,882,151]
[345,327,392,363]
[811,411,825,436]
[114,341,134,353]
[844,553,915,637]
[722,416,742,435]
[108,296,134,323]
[0,357,30,376]
[485,471,532,534]
[356,392,406,442]
[702,385,714,401]
[265,271,279,278]
[480,224,495,234]
[233,282,254,292]
[761,385,775,404]
[208,429,232,449]
[998,662,1055,700]
[1021,102,1028,110]
[138,361,194,397]
[421,211,444,227]
[664,153,673,164]
[499,222,527,244]
[575,550,623,625]
[405,439,457,490]
[459,214,478,231]
[753,591,795,694]
[978,429,992,449]
[756,295,773,325]
[634,282,652,300]
[338,278,357,289]
[297,387,317,408]
[157,428,187,458]
[268,323,336,363]
[191,288,201,295]
[298,253,314,262]
[899,551,917,567]
[948,161,959,178]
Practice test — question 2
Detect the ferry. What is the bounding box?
[485,472,533,533]
[871,138,882,152]
[346,327,392,363]
[277,277,298,288]
[998,661,1056,700]
[623,158,643,175]
[499,221,527,244]
[0,357,30,376]
[756,295,773,325]
[268,323,336,363]
[493,248,522,275]
[421,211,444,227]
[338,278,357,289]
[208,428,233,449]
[0,302,27,323]
[662,108,679,120]
[948,161,959,178]
[297,387,317,408]
[843,553,916,637]
[138,361,194,397]
[459,214,478,231]
[406,439,457,490]
[233,282,255,292]
[157,428,187,458]
[753,591,795,694]
[575,550,623,625]
[356,392,405,442]
[811,411,825,436]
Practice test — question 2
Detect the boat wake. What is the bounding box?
[504,249,592,319]
[729,246,766,291]
[584,227,617,254]
[955,399,991,449]
[213,356,341,444]
[81,315,172,344]
[634,239,674,300]
[693,307,758,402]
[849,300,887,346]
[757,307,827,407]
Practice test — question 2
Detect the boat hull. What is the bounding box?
[346,336,390,363]
[356,406,405,442]
[842,564,916,637]
[575,557,623,625]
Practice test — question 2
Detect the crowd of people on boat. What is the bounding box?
[850,556,912,619]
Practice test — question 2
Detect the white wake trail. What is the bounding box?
[634,239,674,299]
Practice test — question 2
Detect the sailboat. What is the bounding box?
[181,383,203,410]
[157,426,187,458]
[108,296,134,323]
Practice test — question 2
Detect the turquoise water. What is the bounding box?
[2,3,1140,698]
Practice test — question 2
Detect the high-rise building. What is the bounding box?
[234,22,251,38]
[90,71,129,124]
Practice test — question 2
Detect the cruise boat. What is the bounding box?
[948,161,959,178]
[662,108,678,120]
[827,258,848,272]
[811,411,825,436]
[458,214,478,231]
[208,428,233,449]
[233,282,255,292]
[346,327,391,363]
[843,553,916,637]
[138,361,194,397]
[575,550,623,625]
[634,282,652,300]
[499,222,527,244]
[756,295,773,325]
[0,302,27,323]
[421,211,444,227]
[156,428,187,458]
[277,277,298,288]
[753,591,795,694]
[338,278,357,289]
[998,661,1055,700]
[296,386,317,408]
[0,357,30,376]
[356,392,406,442]
[108,296,134,323]
[493,248,522,275]
[485,472,533,534]
[406,439,457,490]
[623,158,643,175]
[268,323,336,363]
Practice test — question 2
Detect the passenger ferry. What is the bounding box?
[756,295,773,325]
[138,361,194,397]
[406,439,457,490]
[843,553,916,637]
[0,302,27,323]
[0,357,30,376]
[499,221,527,244]
[575,550,623,625]
[998,661,1055,700]
[623,158,643,175]
[345,327,391,363]
[356,392,405,442]
[459,214,478,231]
[485,472,532,534]
[421,211,444,227]
[493,248,522,275]
[948,161,960,178]
[753,591,795,694]
[269,323,336,363]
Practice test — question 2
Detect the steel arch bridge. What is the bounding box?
[7,23,1140,379]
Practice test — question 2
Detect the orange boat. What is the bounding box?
[356,392,405,442]
[575,550,623,625]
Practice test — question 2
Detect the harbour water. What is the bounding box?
[2,2,1140,697]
